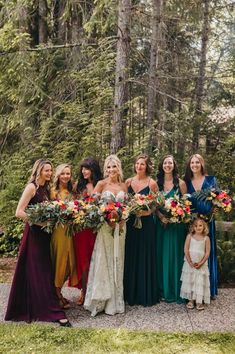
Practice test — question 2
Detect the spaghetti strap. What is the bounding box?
[129,178,134,188]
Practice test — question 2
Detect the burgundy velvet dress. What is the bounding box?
[5,185,65,322]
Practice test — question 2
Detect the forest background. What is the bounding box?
[0,0,234,273]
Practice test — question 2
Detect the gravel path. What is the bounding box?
[0,284,234,332]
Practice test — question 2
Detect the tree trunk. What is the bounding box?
[192,0,210,150]
[38,0,48,44]
[110,0,131,154]
[146,0,163,154]
[53,0,67,44]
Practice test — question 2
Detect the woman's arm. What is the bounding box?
[15,183,36,222]
[149,179,158,193]
[93,180,105,194]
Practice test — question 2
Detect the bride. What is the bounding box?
[84,155,127,316]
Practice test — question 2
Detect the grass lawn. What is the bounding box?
[0,324,234,353]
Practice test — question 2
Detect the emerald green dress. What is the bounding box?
[156,187,187,303]
[124,185,159,306]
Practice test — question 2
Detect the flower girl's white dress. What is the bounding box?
[84,191,126,316]
[180,236,210,304]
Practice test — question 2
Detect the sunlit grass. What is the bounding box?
[0,323,234,353]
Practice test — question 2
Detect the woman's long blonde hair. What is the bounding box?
[28,159,52,189]
[103,155,123,183]
[53,164,73,192]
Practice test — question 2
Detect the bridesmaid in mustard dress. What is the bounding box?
[50,164,78,309]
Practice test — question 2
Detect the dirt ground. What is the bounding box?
[0,257,17,283]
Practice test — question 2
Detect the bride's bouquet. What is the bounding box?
[128,192,165,229]
[99,200,129,230]
[161,194,192,224]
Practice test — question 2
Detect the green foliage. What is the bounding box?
[216,221,235,284]
[0,0,234,254]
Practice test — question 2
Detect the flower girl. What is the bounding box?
[180,217,211,310]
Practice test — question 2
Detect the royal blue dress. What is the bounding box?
[186,175,218,297]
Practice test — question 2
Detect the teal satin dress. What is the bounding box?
[156,187,187,303]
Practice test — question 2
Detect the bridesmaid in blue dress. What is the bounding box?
[184,154,218,298]
[124,154,159,306]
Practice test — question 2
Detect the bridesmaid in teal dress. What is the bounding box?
[156,155,187,303]
[124,154,159,306]
[184,154,218,298]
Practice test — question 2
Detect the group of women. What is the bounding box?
[4,153,218,325]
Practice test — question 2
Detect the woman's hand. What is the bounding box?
[160,216,170,224]
[137,210,151,217]
[119,219,125,231]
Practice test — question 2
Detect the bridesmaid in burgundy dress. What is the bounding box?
[5,159,71,326]
[72,157,102,304]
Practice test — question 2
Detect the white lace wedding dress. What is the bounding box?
[84,191,126,316]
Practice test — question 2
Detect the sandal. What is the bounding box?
[57,319,72,327]
[186,300,195,309]
[77,289,85,305]
[196,303,204,311]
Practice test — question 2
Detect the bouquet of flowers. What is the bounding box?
[128,192,165,229]
[99,199,129,231]
[161,194,192,224]
[192,188,232,215]
[67,196,102,236]
[26,200,68,233]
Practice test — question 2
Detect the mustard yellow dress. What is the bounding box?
[50,187,78,288]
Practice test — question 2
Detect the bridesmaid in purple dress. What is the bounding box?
[5,159,71,326]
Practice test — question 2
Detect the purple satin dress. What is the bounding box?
[5,185,65,322]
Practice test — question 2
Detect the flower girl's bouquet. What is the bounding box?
[162,194,192,224]
[128,192,165,229]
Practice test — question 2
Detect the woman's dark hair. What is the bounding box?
[184,154,206,184]
[76,157,102,193]
[157,155,179,191]
[134,154,152,176]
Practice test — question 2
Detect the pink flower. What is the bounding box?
[176,208,184,215]
[217,192,227,200]
[223,199,231,205]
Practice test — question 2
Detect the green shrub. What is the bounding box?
[216,221,235,285]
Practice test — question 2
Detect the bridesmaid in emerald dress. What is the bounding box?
[156,155,187,303]
[124,154,159,306]
[5,159,70,326]
[184,154,218,298]
[72,157,102,305]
